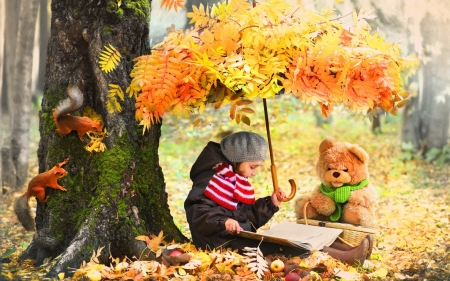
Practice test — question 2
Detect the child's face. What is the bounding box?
[237,161,264,178]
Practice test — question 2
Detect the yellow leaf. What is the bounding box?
[396,99,409,108]
[216,264,235,274]
[98,44,121,73]
[236,99,253,106]
[241,115,251,126]
[399,91,410,98]
[86,270,102,281]
[368,268,388,279]
[230,104,237,119]
[193,118,201,127]
[178,267,187,275]
[240,107,255,114]
[192,251,212,264]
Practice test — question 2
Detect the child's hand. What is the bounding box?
[225,218,243,234]
[271,189,286,207]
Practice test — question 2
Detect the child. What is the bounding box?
[184,131,372,264]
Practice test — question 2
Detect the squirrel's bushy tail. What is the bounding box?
[54,84,83,117]
[14,195,36,231]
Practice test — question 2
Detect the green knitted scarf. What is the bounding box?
[319,179,369,221]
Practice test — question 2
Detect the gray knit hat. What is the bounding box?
[220,131,268,163]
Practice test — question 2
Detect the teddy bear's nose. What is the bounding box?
[333,172,340,178]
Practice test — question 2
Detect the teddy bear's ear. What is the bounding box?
[319,137,336,153]
[349,144,369,163]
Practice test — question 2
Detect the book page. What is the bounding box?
[260,222,342,250]
[238,230,309,249]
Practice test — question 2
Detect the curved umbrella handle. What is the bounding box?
[271,165,297,202]
[285,179,297,201]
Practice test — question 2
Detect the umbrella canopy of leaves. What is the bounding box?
[127,0,418,132]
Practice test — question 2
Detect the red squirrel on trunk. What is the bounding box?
[52,84,102,141]
[14,159,69,231]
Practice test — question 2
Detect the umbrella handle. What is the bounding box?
[271,165,296,202]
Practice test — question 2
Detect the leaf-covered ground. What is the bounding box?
[1,97,449,280]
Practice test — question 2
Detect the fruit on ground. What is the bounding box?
[290,256,302,264]
[86,270,102,281]
[169,249,183,256]
[270,259,285,272]
[115,261,129,272]
[285,271,301,281]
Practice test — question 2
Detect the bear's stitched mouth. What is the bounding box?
[332,181,343,187]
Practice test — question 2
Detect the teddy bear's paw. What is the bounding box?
[294,197,311,218]
[310,199,336,217]
[342,205,374,227]
[304,205,322,219]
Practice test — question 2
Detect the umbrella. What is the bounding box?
[263,98,296,202]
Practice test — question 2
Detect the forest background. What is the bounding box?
[0,0,449,280]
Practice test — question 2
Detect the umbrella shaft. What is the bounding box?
[263,98,275,164]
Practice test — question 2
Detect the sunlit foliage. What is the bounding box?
[127,0,418,133]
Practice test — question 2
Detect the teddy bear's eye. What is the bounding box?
[343,168,348,172]
[328,168,332,171]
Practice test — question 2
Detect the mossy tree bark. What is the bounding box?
[18,1,186,278]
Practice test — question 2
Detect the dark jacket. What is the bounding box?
[184,141,279,251]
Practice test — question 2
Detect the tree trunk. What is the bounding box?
[10,0,40,188]
[401,11,450,154]
[0,0,4,192]
[0,0,4,117]
[35,0,50,96]
[18,1,186,278]
[371,110,382,135]
[1,0,20,118]
[1,1,21,190]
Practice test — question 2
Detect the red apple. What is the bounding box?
[285,271,301,281]
[270,259,285,273]
[169,249,183,257]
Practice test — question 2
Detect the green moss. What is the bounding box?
[103,25,112,36]
[44,119,183,251]
[106,0,150,19]
[116,8,125,19]
[41,112,54,136]
[106,0,149,19]
[125,0,149,19]
[41,85,69,138]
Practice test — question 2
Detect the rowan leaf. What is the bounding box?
[241,115,251,126]
[396,99,409,108]
[242,244,268,279]
[160,0,185,12]
[240,107,255,114]
[106,84,125,113]
[99,44,122,73]
[236,99,253,106]
[230,104,237,120]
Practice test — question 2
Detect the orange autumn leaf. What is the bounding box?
[160,0,185,12]
[129,0,418,133]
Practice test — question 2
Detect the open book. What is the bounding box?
[237,222,343,250]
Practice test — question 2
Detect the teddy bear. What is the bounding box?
[295,137,377,227]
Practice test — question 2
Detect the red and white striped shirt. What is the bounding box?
[204,163,256,210]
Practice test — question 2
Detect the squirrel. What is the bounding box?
[52,85,102,141]
[14,158,69,231]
